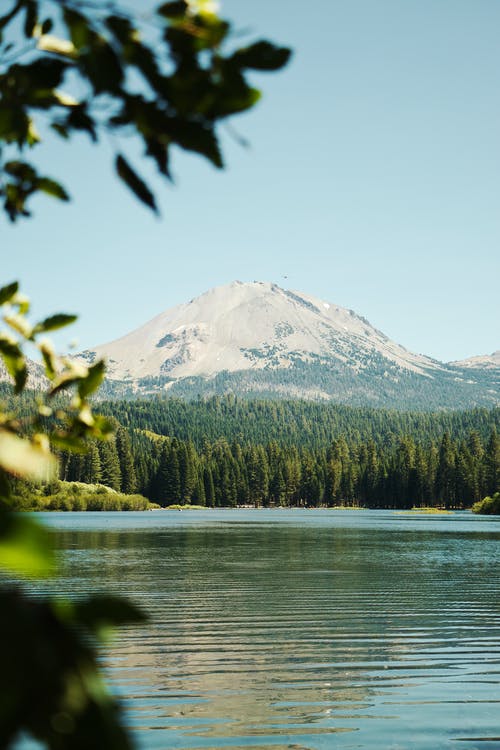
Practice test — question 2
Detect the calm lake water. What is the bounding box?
[32,510,500,749]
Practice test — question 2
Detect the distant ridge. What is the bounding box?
[452,351,500,370]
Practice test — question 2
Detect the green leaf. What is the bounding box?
[40,17,52,35]
[49,373,83,396]
[36,178,70,202]
[23,0,38,38]
[33,313,76,335]
[81,39,124,94]
[157,2,188,19]
[0,281,19,305]
[39,341,56,378]
[50,434,88,453]
[231,41,292,71]
[0,430,57,481]
[78,359,106,399]
[115,154,158,213]
[50,122,69,139]
[0,336,27,392]
[92,415,116,438]
[63,8,92,50]
[0,512,55,578]
[3,312,33,339]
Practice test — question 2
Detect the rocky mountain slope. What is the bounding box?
[75,281,498,410]
[452,351,500,370]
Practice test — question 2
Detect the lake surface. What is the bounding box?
[33,510,500,749]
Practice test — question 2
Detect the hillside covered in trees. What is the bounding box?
[50,397,499,510]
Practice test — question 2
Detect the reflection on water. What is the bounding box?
[35,510,500,749]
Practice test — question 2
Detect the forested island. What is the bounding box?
[9,394,499,511]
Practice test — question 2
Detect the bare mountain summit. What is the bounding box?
[77,281,498,409]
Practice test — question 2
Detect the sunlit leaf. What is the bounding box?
[38,340,56,379]
[78,359,106,399]
[37,34,76,58]
[0,430,57,481]
[3,313,33,340]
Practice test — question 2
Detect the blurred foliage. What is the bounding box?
[0,282,147,748]
[0,590,145,750]
[0,3,290,745]
[0,0,291,220]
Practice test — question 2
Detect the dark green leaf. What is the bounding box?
[40,17,52,35]
[0,281,19,305]
[79,39,124,94]
[231,41,292,71]
[4,160,36,181]
[32,313,77,335]
[0,336,27,393]
[36,178,70,202]
[63,8,92,50]
[105,14,135,44]
[23,0,38,38]
[157,2,188,19]
[65,104,97,141]
[167,119,223,168]
[50,122,69,139]
[115,154,158,213]
[72,595,146,632]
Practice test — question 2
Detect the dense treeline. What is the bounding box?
[62,422,500,510]
[3,390,498,509]
[100,396,500,450]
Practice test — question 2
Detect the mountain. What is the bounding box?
[451,351,500,370]
[75,281,498,410]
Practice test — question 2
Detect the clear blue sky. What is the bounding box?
[3,0,499,362]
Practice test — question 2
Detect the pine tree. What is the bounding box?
[115,427,137,494]
[98,440,122,491]
[485,428,500,495]
[435,433,456,508]
[82,443,102,485]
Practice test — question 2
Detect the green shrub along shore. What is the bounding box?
[472,492,500,515]
[12,481,157,512]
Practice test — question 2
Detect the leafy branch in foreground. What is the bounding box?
[0,280,145,749]
[0,0,291,219]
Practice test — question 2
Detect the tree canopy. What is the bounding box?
[0,0,291,220]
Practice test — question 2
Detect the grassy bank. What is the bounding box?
[472,492,500,515]
[12,481,158,512]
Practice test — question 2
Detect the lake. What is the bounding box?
[31,509,500,749]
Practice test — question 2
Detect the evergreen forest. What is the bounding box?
[43,397,500,510]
